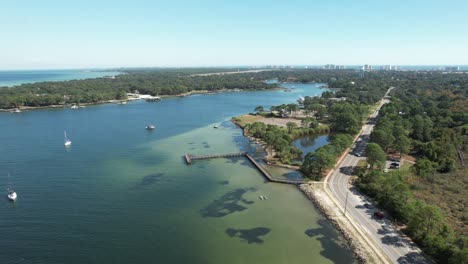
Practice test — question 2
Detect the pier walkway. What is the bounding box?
[185,152,306,185]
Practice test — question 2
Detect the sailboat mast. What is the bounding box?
[7,173,11,191]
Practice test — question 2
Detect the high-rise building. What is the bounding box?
[381,65,399,71]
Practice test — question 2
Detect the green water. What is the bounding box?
[0,83,356,263]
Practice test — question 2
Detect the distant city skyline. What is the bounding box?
[1,0,467,70]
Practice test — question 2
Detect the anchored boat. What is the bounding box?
[64,131,72,146]
[6,173,17,201]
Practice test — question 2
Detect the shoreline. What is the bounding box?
[0,87,281,112]
[233,117,379,263]
[231,111,384,262]
[231,115,325,170]
[299,183,380,264]
[0,78,323,112]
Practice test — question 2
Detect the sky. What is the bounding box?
[0,0,467,69]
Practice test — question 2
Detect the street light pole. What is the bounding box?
[343,191,349,216]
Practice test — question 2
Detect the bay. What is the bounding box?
[0,82,356,264]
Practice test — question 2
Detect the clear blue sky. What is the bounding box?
[1,0,467,69]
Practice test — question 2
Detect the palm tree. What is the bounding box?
[286,122,298,133]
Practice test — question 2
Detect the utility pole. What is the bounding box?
[343,191,349,216]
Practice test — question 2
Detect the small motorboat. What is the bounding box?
[145,124,156,130]
[71,104,79,109]
[213,125,219,129]
[7,189,17,201]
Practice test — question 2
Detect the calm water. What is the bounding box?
[293,135,330,161]
[0,69,121,87]
[0,83,356,264]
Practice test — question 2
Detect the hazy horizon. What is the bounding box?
[1,64,467,72]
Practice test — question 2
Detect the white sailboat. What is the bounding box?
[64,131,72,146]
[7,173,17,201]
[7,189,17,201]
[145,124,155,130]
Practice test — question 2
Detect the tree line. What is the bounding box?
[357,71,468,263]
[0,69,278,109]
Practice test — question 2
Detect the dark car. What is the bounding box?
[364,203,372,209]
[374,211,384,219]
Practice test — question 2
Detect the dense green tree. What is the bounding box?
[365,143,387,169]
[371,129,395,151]
[329,134,354,153]
[243,122,302,164]
[305,103,327,120]
[321,91,334,99]
[301,146,335,180]
[411,115,433,142]
[407,200,445,239]
[393,125,411,158]
[412,158,437,178]
[328,102,361,134]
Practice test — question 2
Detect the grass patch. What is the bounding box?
[231,114,263,127]
[410,168,468,236]
[356,159,367,168]
[400,161,412,171]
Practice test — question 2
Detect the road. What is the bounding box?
[327,89,429,264]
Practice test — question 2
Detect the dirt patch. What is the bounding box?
[257,117,301,127]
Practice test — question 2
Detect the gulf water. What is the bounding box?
[0,70,120,87]
[0,82,356,263]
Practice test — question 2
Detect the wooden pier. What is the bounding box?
[185,152,246,164]
[244,154,306,184]
[185,152,306,185]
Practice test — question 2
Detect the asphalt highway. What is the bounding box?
[327,90,429,264]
